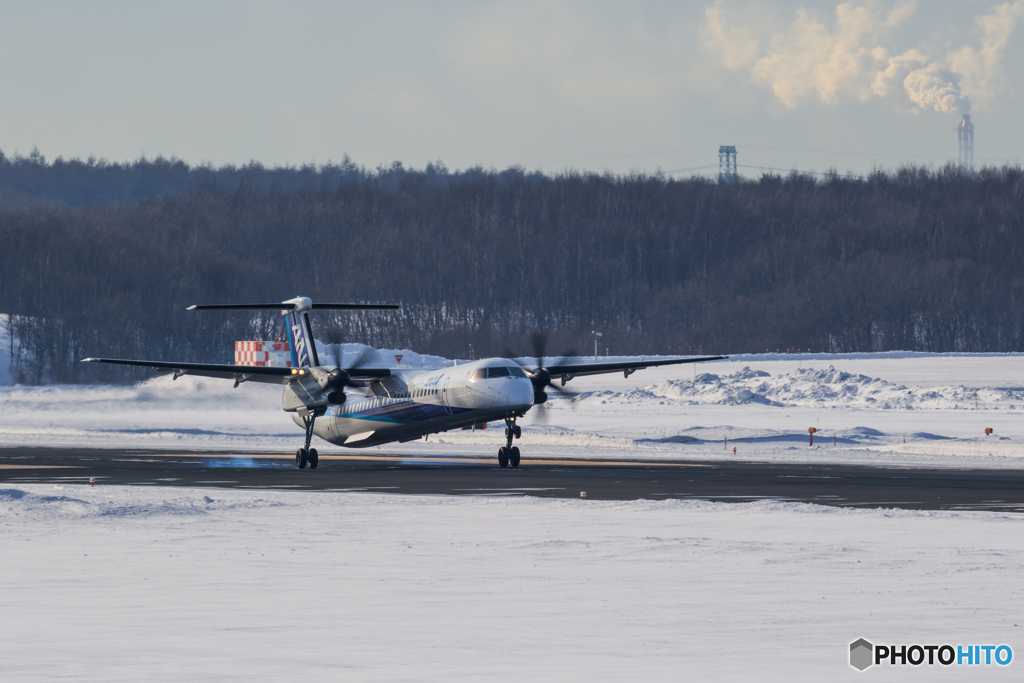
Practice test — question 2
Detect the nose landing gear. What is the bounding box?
[499,417,522,468]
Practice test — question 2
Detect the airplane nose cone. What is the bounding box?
[506,380,534,407]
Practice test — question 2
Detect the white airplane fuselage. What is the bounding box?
[291,358,535,448]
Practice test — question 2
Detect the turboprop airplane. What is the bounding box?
[83,297,726,469]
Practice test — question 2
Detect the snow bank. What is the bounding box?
[0,374,289,450]
[2,484,1021,681]
[604,364,1024,411]
[321,341,452,369]
[0,486,286,522]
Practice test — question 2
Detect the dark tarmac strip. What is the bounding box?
[2,446,1024,512]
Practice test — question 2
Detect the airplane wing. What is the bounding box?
[81,358,391,385]
[539,355,727,380]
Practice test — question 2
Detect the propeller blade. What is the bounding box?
[323,344,356,405]
[532,331,546,370]
[503,349,523,366]
[547,382,574,396]
[546,381,580,410]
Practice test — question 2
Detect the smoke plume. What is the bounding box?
[872,50,970,114]
[704,1,1024,115]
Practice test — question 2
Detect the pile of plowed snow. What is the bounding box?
[579,365,1024,411]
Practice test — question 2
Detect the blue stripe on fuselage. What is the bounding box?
[327,400,471,424]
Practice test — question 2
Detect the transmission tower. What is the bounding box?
[718,146,737,184]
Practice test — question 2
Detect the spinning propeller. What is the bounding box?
[323,345,368,405]
[507,332,579,422]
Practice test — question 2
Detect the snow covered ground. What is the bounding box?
[5,354,1024,679]
[2,484,1021,681]
[4,353,1024,468]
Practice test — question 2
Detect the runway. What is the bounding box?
[2,446,1023,512]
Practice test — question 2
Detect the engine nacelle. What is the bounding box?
[533,391,548,405]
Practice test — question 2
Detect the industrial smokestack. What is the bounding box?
[958,115,974,171]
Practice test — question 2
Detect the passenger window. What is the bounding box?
[487,367,510,378]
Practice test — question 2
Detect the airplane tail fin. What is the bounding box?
[285,309,318,368]
[187,297,400,369]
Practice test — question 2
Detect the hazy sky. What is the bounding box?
[1,1,1022,177]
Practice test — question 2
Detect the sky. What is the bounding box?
[0,0,1022,178]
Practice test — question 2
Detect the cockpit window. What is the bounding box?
[485,366,526,378]
[471,369,486,380]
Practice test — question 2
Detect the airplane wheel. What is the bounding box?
[513,425,522,439]
[510,446,521,468]
[296,448,308,469]
[498,447,509,468]
[308,448,318,469]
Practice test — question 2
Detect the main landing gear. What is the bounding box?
[498,417,522,468]
[296,410,322,470]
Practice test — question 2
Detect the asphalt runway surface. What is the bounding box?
[2,447,1024,512]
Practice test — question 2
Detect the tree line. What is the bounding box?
[2,158,1023,384]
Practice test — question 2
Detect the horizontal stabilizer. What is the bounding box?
[187,303,400,311]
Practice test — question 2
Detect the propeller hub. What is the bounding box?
[531,367,552,390]
[327,368,351,388]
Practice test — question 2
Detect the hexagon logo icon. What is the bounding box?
[850,638,874,671]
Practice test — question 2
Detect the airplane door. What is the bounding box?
[442,378,453,414]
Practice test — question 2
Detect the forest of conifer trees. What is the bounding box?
[2,152,1022,384]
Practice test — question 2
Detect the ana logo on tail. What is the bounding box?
[291,323,310,367]
[285,310,314,368]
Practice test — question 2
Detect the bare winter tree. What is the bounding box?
[1,156,1022,383]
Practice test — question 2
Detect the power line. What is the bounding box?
[738,143,1019,164]
[737,164,862,178]
[536,145,714,168]
[667,163,860,178]
[663,164,719,174]
[665,163,865,178]
[739,143,947,160]
[537,143,1021,175]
